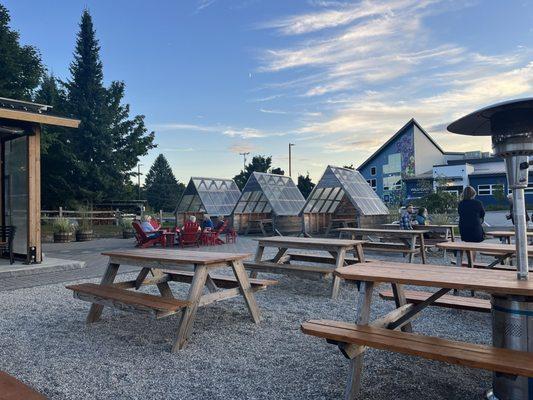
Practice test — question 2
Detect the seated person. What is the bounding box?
[140,216,162,239]
[182,215,201,231]
[202,215,214,230]
[400,204,414,230]
[214,216,226,231]
[415,207,429,225]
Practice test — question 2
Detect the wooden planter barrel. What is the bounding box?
[54,232,72,243]
[75,230,93,242]
[122,229,135,239]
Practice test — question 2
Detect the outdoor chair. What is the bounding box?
[180,221,201,247]
[132,221,166,248]
[211,220,229,245]
[0,225,16,264]
[225,228,237,244]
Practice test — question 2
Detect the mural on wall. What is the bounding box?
[382,130,414,205]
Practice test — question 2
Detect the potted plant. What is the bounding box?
[120,218,135,239]
[75,208,93,242]
[53,217,73,243]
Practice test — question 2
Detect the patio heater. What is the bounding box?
[448,98,533,400]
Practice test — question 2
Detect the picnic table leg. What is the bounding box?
[391,283,413,333]
[271,247,288,263]
[172,264,209,352]
[152,270,175,299]
[250,244,265,279]
[325,220,333,236]
[331,248,347,299]
[231,260,261,323]
[419,234,427,264]
[86,262,120,323]
[407,237,416,263]
[354,244,365,263]
[345,281,374,400]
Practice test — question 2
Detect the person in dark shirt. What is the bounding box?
[458,186,485,242]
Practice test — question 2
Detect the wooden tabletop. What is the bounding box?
[255,236,364,247]
[335,261,533,296]
[488,231,533,237]
[102,249,251,265]
[437,241,533,254]
[335,227,429,235]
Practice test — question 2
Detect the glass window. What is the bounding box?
[370,166,376,176]
[383,153,401,174]
[477,185,491,195]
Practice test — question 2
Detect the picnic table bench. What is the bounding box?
[325,218,357,236]
[0,371,46,400]
[66,249,275,352]
[301,261,533,399]
[244,236,365,299]
[487,230,533,244]
[335,227,428,263]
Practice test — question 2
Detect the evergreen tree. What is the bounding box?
[343,164,355,170]
[270,167,284,175]
[144,154,184,211]
[0,4,43,99]
[65,10,155,203]
[233,155,272,189]
[297,173,315,198]
[35,74,80,208]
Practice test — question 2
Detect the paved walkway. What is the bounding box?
[0,237,260,292]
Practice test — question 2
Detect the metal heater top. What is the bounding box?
[447,98,533,137]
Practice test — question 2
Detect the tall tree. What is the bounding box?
[144,154,184,211]
[65,10,155,203]
[0,4,43,99]
[233,155,272,189]
[270,167,284,175]
[35,74,80,208]
[297,173,315,198]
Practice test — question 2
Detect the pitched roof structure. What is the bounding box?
[302,166,389,216]
[233,172,305,216]
[175,177,241,216]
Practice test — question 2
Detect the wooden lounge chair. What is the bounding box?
[132,221,165,248]
[211,220,229,245]
[180,221,201,247]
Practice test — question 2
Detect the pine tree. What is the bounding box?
[35,74,80,208]
[233,155,272,189]
[297,173,315,198]
[65,10,155,203]
[0,4,43,99]
[144,154,184,211]
[270,167,284,175]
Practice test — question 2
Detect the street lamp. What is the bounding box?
[137,163,143,200]
[289,143,295,177]
[239,152,250,170]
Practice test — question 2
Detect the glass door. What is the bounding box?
[3,136,29,259]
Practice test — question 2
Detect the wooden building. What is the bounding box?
[0,98,79,263]
[232,172,305,235]
[301,166,389,235]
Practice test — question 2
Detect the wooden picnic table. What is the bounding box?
[302,261,533,399]
[437,241,533,270]
[244,236,365,299]
[325,218,357,235]
[336,227,429,264]
[66,249,275,352]
[245,219,274,236]
[487,230,533,244]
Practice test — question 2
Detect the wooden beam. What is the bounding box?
[27,127,41,262]
[0,108,80,128]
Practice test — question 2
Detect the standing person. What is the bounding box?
[400,204,415,230]
[506,193,530,225]
[416,207,429,226]
[458,186,485,242]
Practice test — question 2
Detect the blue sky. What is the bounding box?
[4,0,533,183]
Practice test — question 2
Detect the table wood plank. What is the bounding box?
[336,228,429,236]
[102,249,251,265]
[255,236,363,247]
[335,261,533,296]
[437,241,533,254]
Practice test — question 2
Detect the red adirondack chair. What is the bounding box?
[179,221,201,247]
[149,218,161,230]
[132,221,166,248]
[211,220,229,245]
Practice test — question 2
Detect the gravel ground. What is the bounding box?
[0,243,494,400]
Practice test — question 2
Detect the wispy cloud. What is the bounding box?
[196,0,216,12]
[153,122,287,139]
[228,143,255,154]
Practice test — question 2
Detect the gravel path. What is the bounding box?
[0,239,494,399]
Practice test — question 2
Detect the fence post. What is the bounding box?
[159,209,163,223]
[115,208,120,226]
[59,206,63,218]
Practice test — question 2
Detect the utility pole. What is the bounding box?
[239,152,250,170]
[289,143,295,177]
[137,163,143,200]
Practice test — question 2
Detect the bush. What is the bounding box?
[119,218,134,230]
[52,217,73,234]
[415,191,458,214]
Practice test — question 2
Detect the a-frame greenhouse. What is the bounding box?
[232,172,306,235]
[174,177,241,225]
[301,166,389,235]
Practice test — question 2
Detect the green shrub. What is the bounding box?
[119,218,134,230]
[52,217,73,234]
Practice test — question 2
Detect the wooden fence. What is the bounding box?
[41,208,175,225]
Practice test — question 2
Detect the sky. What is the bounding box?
[4,0,533,183]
